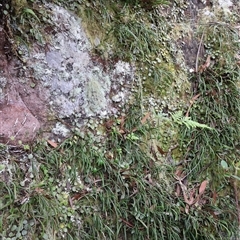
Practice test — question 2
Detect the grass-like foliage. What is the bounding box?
[181,24,240,177]
[0,102,238,239]
[178,22,240,215]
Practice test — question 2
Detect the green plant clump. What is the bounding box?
[0,101,239,239]
[177,22,240,236]
[181,23,240,180]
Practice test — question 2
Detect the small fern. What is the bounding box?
[171,111,213,130]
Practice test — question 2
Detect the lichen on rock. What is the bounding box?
[84,74,108,117]
[0,76,7,102]
[17,3,136,137]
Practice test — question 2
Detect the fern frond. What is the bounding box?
[171,111,213,130]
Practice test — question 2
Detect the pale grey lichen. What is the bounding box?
[0,76,7,102]
[218,0,233,14]
[52,122,71,137]
[85,77,107,116]
[23,3,135,124]
[112,93,124,103]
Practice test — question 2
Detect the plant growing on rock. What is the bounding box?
[0,1,239,240]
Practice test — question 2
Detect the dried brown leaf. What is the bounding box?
[198,55,211,73]
[47,140,58,148]
[199,180,208,195]
[175,167,184,178]
[121,218,134,228]
[131,113,151,133]
[175,184,181,197]
[119,129,125,134]
[185,204,190,214]
[157,145,166,155]
[141,112,151,124]
[68,196,74,208]
[120,116,125,131]
[35,188,45,194]
[212,191,218,204]
[105,119,114,129]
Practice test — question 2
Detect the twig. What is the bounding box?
[121,218,134,228]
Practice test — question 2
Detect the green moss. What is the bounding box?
[12,0,28,15]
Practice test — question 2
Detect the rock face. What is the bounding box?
[0,3,135,144]
[0,92,40,145]
[0,27,42,145]
[28,4,134,120]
